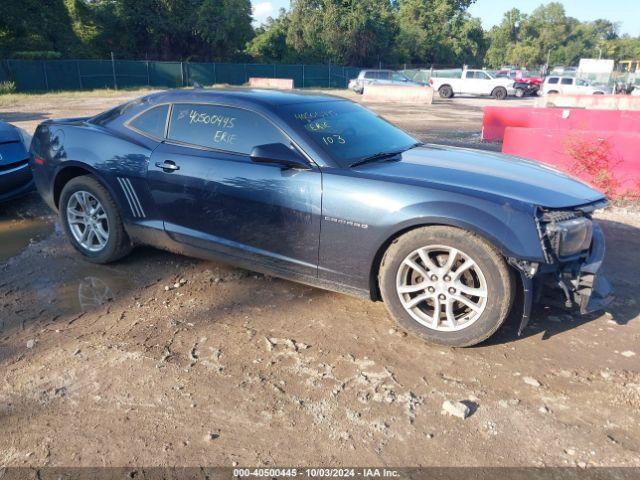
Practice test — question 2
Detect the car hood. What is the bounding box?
[0,121,21,143]
[354,145,605,209]
[521,76,543,83]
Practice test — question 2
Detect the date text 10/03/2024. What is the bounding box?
[233,468,400,478]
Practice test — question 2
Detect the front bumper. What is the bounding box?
[514,223,614,335]
[566,224,614,314]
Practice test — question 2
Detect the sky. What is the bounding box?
[250,0,639,36]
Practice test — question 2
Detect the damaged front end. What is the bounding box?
[510,201,614,335]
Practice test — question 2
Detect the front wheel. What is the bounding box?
[59,175,132,264]
[379,226,514,347]
[515,88,525,98]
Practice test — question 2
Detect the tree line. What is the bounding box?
[1,0,638,68]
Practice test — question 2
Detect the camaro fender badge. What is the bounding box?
[324,216,369,229]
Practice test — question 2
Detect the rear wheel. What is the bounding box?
[515,88,525,98]
[59,176,132,264]
[492,86,508,100]
[438,85,454,98]
[379,226,514,347]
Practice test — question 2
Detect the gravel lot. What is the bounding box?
[1,89,639,467]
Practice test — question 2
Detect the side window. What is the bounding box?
[476,72,489,80]
[364,71,378,79]
[380,71,392,80]
[167,104,288,155]
[465,71,475,79]
[561,77,573,85]
[127,105,169,138]
[547,77,559,84]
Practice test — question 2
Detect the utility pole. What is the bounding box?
[597,46,602,59]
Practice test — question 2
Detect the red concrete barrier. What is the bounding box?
[534,94,640,111]
[482,107,640,142]
[502,127,640,197]
[248,77,294,89]
[363,84,434,104]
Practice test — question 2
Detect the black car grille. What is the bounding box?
[0,158,29,173]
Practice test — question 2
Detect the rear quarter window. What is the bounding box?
[547,77,559,84]
[167,104,287,155]
[561,77,574,85]
[128,105,169,138]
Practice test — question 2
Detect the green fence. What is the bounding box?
[0,59,362,92]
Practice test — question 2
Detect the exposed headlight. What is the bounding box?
[17,127,32,151]
[546,217,593,258]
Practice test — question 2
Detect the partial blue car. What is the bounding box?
[29,89,612,346]
[0,121,34,202]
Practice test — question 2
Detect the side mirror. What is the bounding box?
[250,143,310,170]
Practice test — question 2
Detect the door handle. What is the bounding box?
[156,160,180,172]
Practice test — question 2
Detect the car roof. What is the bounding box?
[140,88,347,109]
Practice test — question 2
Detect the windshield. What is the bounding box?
[280,101,418,168]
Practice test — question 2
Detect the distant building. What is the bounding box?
[618,60,639,73]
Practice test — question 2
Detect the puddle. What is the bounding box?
[1,262,136,333]
[0,214,54,262]
[33,263,134,314]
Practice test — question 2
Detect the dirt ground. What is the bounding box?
[1,89,639,468]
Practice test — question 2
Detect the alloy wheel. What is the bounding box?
[396,245,488,331]
[66,191,110,252]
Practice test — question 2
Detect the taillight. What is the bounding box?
[429,78,433,85]
[34,156,45,165]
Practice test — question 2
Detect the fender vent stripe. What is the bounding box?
[117,177,146,218]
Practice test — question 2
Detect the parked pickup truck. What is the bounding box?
[430,69,516,100]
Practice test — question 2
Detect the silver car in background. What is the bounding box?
[348,69,424,94]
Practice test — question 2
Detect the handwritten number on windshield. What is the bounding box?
[322,135,346,145]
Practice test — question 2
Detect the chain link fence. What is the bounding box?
[0,59,363,92]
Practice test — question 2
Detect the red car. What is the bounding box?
[496,69,543,86]
[495,69,544,97]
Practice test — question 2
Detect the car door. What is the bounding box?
[363,71,378,87]
[560,77,575,94]
[462,71,486,94]
[146,103,322,278]
[474,71,494,94]
[377,71,393,85]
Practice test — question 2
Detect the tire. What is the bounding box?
[438,85,454,99]
[515,88,525,98]
[593,92,604,95]
[59,175,132,264]
[548,90,559,95]
[379,226,514,347]
[492,87,508,100]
